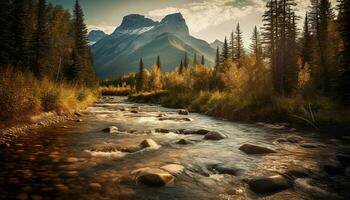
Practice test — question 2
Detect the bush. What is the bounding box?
[0,67,97,124]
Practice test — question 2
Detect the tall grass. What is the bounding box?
[99,85,132,96]
[0,68,97,124]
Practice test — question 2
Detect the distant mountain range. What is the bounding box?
[210,40,224,50]
[90,13,217,79]
[88,30,107,46]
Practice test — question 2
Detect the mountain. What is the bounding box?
[210,40,224,50]
[91,13,216,78]
[88,30,107,46]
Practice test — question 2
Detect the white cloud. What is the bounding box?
[147,0,266,34]
[147,0,339,35]
[87,24,116,34]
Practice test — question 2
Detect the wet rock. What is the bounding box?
[183,129,210,135]
[286,135,303,143]
[155,128,170,133]
[178,109,189,115]
[284,167,312,179]
[294,178,343,199]
[102,126,119,133]
[159,117,193,122]
[248,175,291,194]
[140,139,159,148]
[76,119,83,122]
[130,110,139,114]
[209,164,242,176]
[239,144,276,154]
[177,139,193,145]
[336,154,350,167]
[204,131,226,140]
[160,164,185,175]
[120,108,129,111]
[89,182,102,190]
[323,163,345,175]
[132,167,174,187]
[300,143,318,148]
[157,113,167,117]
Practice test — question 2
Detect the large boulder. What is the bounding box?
[239,144,276,155]
[178,109,189,115]
[248,175,292,194]
[132,168,174,187]
[204,131,226,140]
[102,126,119,133]
[140,139,159,149]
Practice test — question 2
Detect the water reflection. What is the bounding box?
[0,96,349,200]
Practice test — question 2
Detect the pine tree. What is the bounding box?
[230,31,235,62]
[136,58,144,92]
[201,55,205,65]
[13,0,30,68]
[250,26,263,64]
[234,23,244,68]
[337,0,350,102]
[33,0,50,78]
[215,47,220,71]
[316,0,333,95]
[156,55,161,70]
[220,37,229,66]
[179,60,184,74]
[184,52,188,68]
[72,0,96,86]
[301,13,312,68]
[0,0,15,66]
[193,53,197,66]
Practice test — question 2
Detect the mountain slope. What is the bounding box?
[88,30,107,46]
[91,13,215,78]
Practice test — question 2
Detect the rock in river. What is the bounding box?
[239,144,276,154]
[155,128,170,133]
[183,129,210,135]
[102,126,119,133]
[140,139,159,149]
[132,167,174,187]
[178,109,189,115]
[160,164,185,175]
[248,175,292,194]
[209,163,242,176]
[177,139,193,145]
[204,131,226,140]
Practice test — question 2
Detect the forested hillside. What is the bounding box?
[0,0,97,123]
[108,0,350,132]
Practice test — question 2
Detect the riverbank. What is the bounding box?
[0,69,98,145]
[129,90,350,135]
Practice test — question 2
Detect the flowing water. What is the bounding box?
[1,96,350,200]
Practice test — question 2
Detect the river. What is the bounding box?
[0,96,349,200]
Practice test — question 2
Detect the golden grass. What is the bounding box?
[0,68,98,124]
[99,85,132,96]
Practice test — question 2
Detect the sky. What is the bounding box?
[48,0,338,44]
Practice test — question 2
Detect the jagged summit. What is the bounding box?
[91,12,215,78]
[115,14,158,32]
